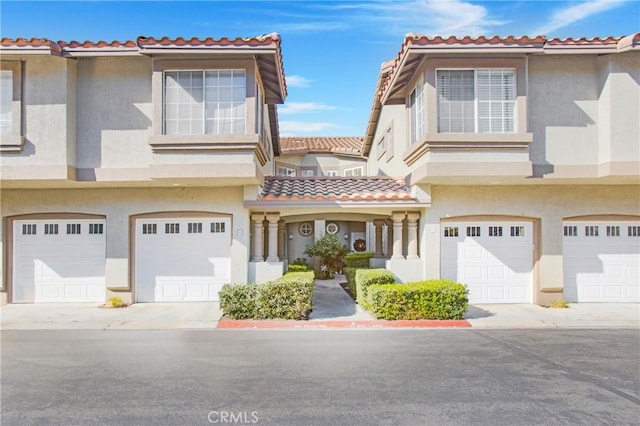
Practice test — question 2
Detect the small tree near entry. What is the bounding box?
[304,234,349,279]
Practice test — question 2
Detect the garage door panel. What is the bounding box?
[441,222,533,304]
[563,221,639,302]
[136,218,231,302]
[13,219,106,303]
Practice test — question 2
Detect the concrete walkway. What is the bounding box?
[1,278,638,330]
[465,303,639,329]
[1,301,222,330]
[308,275,374,321]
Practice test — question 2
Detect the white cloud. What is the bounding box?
[278,102,337,115]
[532,0,627,35]
[286,75,313,88]
[279,121,340,134]
[330,0,506,36]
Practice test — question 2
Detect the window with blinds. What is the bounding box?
[437,69,515,134]
[164,70,246,135]
[409,78,424,145]
[0,70,12,136]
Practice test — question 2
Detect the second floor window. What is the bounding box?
[409,78,424,145]
[0,70,12,136]
[437,69,515,133]
[277,166,296,177]
[164,70,246,135]
[344,166,363,177]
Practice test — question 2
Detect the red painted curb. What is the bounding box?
[217,319,471,329]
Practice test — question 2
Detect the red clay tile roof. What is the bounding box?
[1,34,287,104]
[260,176,414,202]
[279,137,364,155]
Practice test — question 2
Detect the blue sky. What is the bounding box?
[1,0,638,136]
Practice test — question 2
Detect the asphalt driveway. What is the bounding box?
[1,329,639,425]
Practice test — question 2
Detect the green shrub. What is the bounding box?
[255,274,314,320]
[355,268,395,309]
[344,252,374,268]
[287,264,310,272]
[219,271,315,320]
[292,257,309,267]
[304,234,348,279]
[219,283,258,319]
[344,267,370,300]
[367,280,469,320]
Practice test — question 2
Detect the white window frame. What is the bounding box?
[163,69,246,136]
[0,69,12,136]
[0,61,23,151]
[409,76,425,145]
[384,125,394,161]
[301,169,315,177]
[299,222,313,237]
[325,170,338,177]
[344,166,363,177]
[277,166,296,177]
[436,68,516,134]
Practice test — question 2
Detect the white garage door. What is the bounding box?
[563,221,640,302]
[135,217,231,302]
[441,222,533,303]
[13,219,106,303]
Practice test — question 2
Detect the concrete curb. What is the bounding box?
[217,319,471,329]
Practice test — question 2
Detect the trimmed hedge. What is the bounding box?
[355,268,396,309]
[287,264,310,272]
[344,267,369,299]
[344,252,374,268]
[367,279,469,320]
[219,271,315,320]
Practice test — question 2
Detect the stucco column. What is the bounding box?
[386,220,393,258]
[373,219,385,257]
[266,213,280,262]
[406,212,420,260]
[277,220,286,260]
[251,213,265,262]
[391,212,405,260]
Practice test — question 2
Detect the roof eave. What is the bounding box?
[245,200,430,209]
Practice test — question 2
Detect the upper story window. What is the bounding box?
[437,69,515,133]
[325,170,338,177]
[0,70,12,136]
[256,82,263,133]
[277,166,296,177]
[409,78,424,145]
[164,70,246,135]
[301,169,315,177]
[344,166,363,177]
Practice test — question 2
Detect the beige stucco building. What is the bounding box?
[1,33,638,305]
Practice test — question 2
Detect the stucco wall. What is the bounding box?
[367,104,408,178]
[528,55,600,169]
[277,153,367,177]
[1,55,75,166]
[0,187,250,299]
[76,57,152,169]
[597,52,640,164]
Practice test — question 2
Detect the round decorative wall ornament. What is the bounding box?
[298,222,313,237]
[326,222,339,235]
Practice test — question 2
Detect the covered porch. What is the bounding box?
[244,176,431,283]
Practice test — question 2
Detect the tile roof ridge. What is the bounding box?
[59,40,137,48]
[546,35,623,44]
[136,34,281,46]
